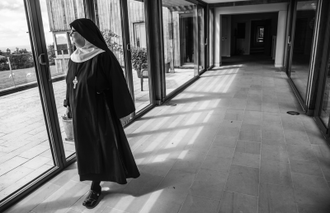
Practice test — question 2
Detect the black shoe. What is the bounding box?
[82,190,102,209]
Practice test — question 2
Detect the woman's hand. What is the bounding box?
[120,115,130,127]
[66,106,72,119]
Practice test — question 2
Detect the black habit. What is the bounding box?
[65,18,140,184]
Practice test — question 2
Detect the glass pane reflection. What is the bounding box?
[127,0,151,112]
[290,0,317,101]
[320,53,330,125]
[41,0,86,158]
[162,1,197,95]
[0,0,55,201]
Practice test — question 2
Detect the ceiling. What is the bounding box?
[201,0,251,3]
[162,0,252,7]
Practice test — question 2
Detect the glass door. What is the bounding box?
[313,0,330,136]
[289,0,318,102]
[161,0,198,96]
[38,0,85,159]
[198,5,205,73]
[127,0,151,112]
[0,0,64,206]
[208,8,214,69]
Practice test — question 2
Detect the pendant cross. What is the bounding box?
[73,76,78,89]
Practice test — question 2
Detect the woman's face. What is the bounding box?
[70,27,85,48]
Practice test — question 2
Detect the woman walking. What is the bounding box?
[64,18,140,209]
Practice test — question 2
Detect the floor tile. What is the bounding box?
[224,109,244,121]
[290,159,323,177]
[246,99,262,111]
[179,194,220,213]
[218,191,257,213]
[260,158,292,187]
[262,112,282,126]
[239,124,261,142]
[262,125,285,145]
[259,183,297,213]
[212,135,237,148]
[201,153,232,174]
[232,152,260,168]
[216,120,241,138]
[207,144,235,159]
[293,183,330,206]
[226,165,259,196]
[284,129,311,146]
[171,149,206,173]
[235,140,260,154]
[291,172,329,190]
[262,101,280,113]
[297,204,330,213]
[242,110,262,125]
[261,143,289,164]
[287,144,317,162]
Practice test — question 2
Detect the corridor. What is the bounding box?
[5,57,330,213]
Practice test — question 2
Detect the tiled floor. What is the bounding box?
[4,58,330,213]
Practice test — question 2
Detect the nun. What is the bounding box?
[64,18,140,209]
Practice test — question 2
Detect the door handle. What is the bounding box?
[38,53,47,65]
[38,53,51,81]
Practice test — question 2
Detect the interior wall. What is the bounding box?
[214,3,288,67]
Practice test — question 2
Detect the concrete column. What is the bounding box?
[275,10,287,68]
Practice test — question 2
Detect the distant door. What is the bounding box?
[250,20,271,55]
[221,15,231,57]
[180,16,194,64]
[133,22,146,48]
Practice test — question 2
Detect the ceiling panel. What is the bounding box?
[162,0,194,7]
[162,0,253,7]
[202,0,252,2]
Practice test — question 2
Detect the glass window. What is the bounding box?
[209,9,214,67]
[320,50,330,125]
[198,6,205,72]
[257,26,264,43]
[55,33,69,55]
[95,0,151,113]
[290,0,317,101]
[40,0,85,159]
[127,0,151,112]
[161,1,198,95]
[0,0,56,201]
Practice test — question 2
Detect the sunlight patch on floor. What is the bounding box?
[114,195,135,212]
[152,153,170,163]
[178,150,189,159]
[164,129,189,149]
[188,126,203,145]
[143,132,169,153]
[222,68,239,93]
[139,190,164,213]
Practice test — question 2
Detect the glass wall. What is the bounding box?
[320,54,330,125]
[161,1,198,95]
[209,9,214,68]
[95,0,151,113]
[127,0,151,111]
[198,6,205,73]
[290,0,317,101]
[0,0,56,202]
[39,0,85,159]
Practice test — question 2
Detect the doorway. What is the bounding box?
[180,16,194,65]
[250,19,271,55]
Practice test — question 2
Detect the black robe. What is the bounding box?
[65,51,140,184]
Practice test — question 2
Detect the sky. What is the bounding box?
[0,0,53,52]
